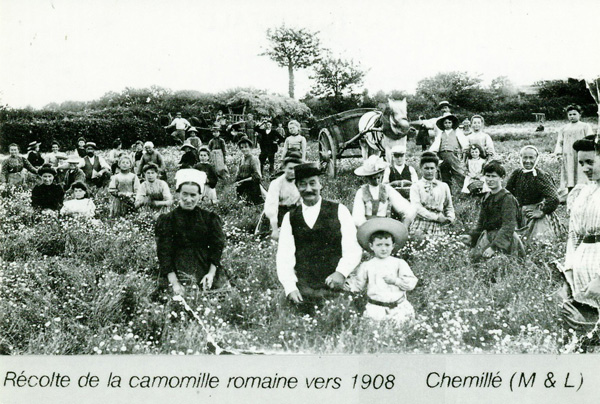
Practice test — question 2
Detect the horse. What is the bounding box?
[358,98,411,162]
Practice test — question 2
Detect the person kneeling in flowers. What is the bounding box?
[135,163,173,215]
[460,161,525,260]
[345,218,417,324]
[31,164,64,213]
[155,170,225,295]
[352,155,416,228]
[506,145,563,243]
[60,181,96,218]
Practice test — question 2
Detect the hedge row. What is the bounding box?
[0,109,174,152]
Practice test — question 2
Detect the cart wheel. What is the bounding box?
[318,129,337,177]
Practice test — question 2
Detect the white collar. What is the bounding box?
[301,197,322,212]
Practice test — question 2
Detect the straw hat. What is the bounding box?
[180,140,197,151]
[354,155,387,176]
[357,218,408,252]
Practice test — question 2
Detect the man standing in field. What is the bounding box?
[276,162,362,306]
[165,112,191,145]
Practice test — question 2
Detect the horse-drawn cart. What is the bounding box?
[317,108,383,177]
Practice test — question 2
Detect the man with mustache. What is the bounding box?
[79,142,111,188]
[276,162,362,307]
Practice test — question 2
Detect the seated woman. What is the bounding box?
[263,152,302,240]
[31,164,64,213]
[135,163,173,215]
[382,144,419,200]
[352,155,416,229]
[461,144,490,195]
[506,145,563,243]
[60,181,96,218]
[460,161,525,260]
[409,152,455,237]
[234,136,263,205]
[155,170,226,295]
[1,143,38,186]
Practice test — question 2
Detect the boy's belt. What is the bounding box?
[367,296,405,309]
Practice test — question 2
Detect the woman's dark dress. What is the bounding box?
[155,207,225,287]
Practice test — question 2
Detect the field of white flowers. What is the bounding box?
[0,119,597,355]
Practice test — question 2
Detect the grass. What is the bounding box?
[0,119,598,355]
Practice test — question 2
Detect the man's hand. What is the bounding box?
[482,247,495,258]
[325,271,346,290]
[287,290,303,304]
[270,228,280,241]
[526,209,544,219]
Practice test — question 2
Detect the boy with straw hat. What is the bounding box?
[345,218,417,323]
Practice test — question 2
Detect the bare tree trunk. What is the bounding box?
[288,64,295,99]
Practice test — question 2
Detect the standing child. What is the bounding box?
[60,181,96,218]
[208,126,228,179]
[554,104,594,192]
[461,144,490,195]
[345,218,417,324]
[467,115,495,159]
[135,163,173,215]
[281,120,307,161]
[108,155,140,217]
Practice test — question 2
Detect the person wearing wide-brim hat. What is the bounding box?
[186,126,203,149]
[234,136,262,205]
[345,217,418,324]
[263,151,303,240]
[179,140,199,169]
[60,155,86,191]
[155,168,226,296]
[26,141,45,168]
[352,155,416,229]
[429,114,469,191]
[276,161,362,308]
[31,163,64,212]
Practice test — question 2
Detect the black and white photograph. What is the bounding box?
[1,0,600,368]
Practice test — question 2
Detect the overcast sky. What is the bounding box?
[1,0,598,108]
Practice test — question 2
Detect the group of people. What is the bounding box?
[3,103,599,337]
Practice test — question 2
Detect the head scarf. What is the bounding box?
[520,145,539,176]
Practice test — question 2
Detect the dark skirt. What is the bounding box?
[236,180,263,205]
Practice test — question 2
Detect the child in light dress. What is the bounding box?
[345,218,418,324]
[108,155,140,217]
[462,144,490,195]
[60,181,96,218]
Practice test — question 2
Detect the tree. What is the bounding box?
[310,54,366,101]
[416,71,493,111]
[261,25,321,98]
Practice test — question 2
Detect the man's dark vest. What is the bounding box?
[289,200,342,289]
[82,156,102,180]
[388,165,412,182]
